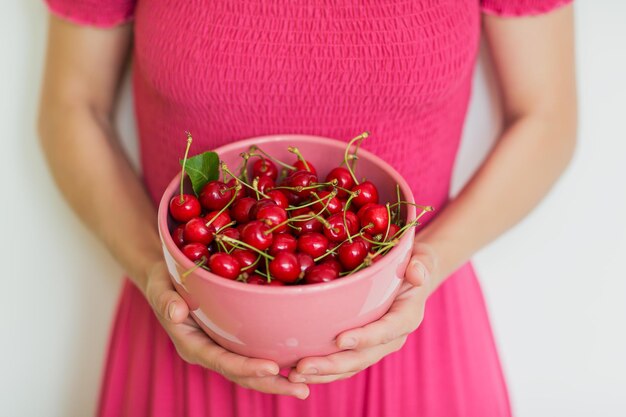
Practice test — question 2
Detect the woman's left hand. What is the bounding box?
[288,242,438,384]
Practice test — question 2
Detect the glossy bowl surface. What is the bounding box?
[158,135,416,367]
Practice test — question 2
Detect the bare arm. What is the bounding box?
[291,5,577,383]
[38,16,309,399]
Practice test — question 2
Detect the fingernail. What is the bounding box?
[167,302,176,321]
[302,367,318,375]
[297,389,310,400]
[339,337,357,349]
[411,260,428,283]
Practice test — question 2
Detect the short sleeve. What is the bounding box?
[480,0,573,17]
[44,0,136,28]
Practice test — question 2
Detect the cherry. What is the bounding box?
[240,220,274,251]
[266,189,289,209]
[269,233,297,256]
[304,264,338,284]
[321,258,343,275]
[268,252,301,283]
[267,280,286,286]
[251,157,278,181]
[181,243,210,262]
[323,213,355,242]
[205,210,231,230]
[208,253,241,280]
[337,239,369,270]
[311,190,342,215]
[297,232,329,258]
[293,159,317,175]
[227,178,246,201]
[355,235,373,252]
[232,249,259,272]
[230,197,256,223]
[246,274,266,285]
[200,181,233,211]
[250,198,277,220]
[255,176,275,194]
[172,224,186,248]
[351,181,379,208]
[381,223,401,242]
[296,253,314,276]
[290,207,323,235]
[217,227,240,251]
[325,167,354,198]
[169,194,202,222]
[284,170,318,199]
[357,203,389,235]
[255,204,288,233]
[184,217,215,245]
[345,211,360,235]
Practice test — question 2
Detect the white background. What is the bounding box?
[1,2,625,416]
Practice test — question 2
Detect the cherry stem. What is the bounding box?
[265,256,272,283]
[221,162,270,199]
[181,256,207,283]
[217,235,274,260]
[179,132,193,202]
[287,146,311,171]
[343,131,369,185]
[394,185,402,224]
[238,152,251,181]
[248,146,296,171]
[342,189,360,243]
[205,183,241,228]
[241,255,260,272]
[285,189,337,212]
[388,201,435,212]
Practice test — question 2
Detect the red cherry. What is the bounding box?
[249,198,277,220]
[355,235,373,252]
[246,274,266,285]
[381,223,401,242]
[251,158,278,181]
[268,252,301,283]
[169,194,202,222]
[296,253,314,276]
[172,224,186,248]
[227,178,246,201]
[351,181,379,208]
[297,232,329,258]
[269,233,297,256]
[217,227,240,251]
[230,197,256,223]
[255,176,275,194]
[181,243,210,262]
[323,213,354,242]
[267,280,286,286]
[205,210,231,231]
[255,204,288,233]
[284,170,318,199]
[304,264,338,284]
[321,258,343,275]
[183,217,215,245]
[240,220,273,251]
[290,207,323,235]
[357,203,389,235]
[208,253,241,279]
[337,239,369,270]
[311,190,342,215]
[345,211,360,235]
[266,189,289,209]
[232,249,259,272]
[325,167,354,198]
[200,181,233,211]
[293,159,317,175]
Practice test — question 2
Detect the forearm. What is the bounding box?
[38,103,162,292]
[418,112,576,292]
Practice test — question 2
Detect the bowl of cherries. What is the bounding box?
[158,132,433,367]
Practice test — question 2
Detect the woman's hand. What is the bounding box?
[288,242,438,384]
[143,261,311,399]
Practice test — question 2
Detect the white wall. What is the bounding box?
[1,2,624,416]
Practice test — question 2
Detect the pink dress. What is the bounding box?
[46,1,571,415]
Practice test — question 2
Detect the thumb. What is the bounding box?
[404,242,437,287]
[146,265,190,324]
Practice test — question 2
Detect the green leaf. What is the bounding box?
[180,151,220,195]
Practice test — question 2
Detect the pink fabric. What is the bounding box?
[44,1,572,416]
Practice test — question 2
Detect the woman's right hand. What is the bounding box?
[142,260,310,399]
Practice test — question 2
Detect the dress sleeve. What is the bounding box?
[480,0,573,17]
[44,0,136,28]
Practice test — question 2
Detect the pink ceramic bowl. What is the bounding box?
[158,135,416,367]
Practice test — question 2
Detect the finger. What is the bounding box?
[190,341,280,378]
[241,375,310,399]
[292,337,405,379]
[289,371,357,385]
[145,268,189,324]
[336,287,423,350]
[405,242,438,287]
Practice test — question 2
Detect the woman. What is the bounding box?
[38,0,576,416]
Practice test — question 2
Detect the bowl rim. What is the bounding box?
[157,134,417,294]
